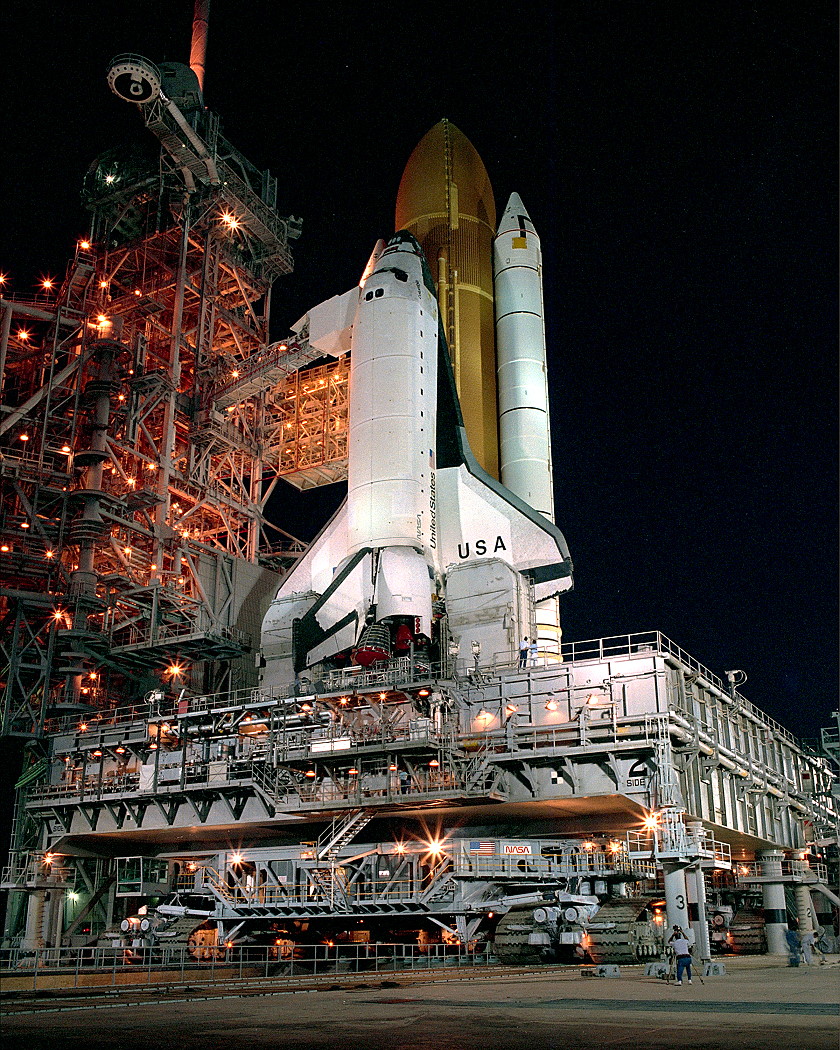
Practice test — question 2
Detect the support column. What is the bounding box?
[44,889,65,948]
[104,873,116,930]
[685,822,711,961]
[810,889,833,937]
[687,864,711,961]
[22,890,46,951]
[794,884,816,935]
[663,865,691,934]
[790,855,817,936]
[758,849,788,955]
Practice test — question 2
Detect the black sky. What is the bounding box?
[1,1,836,739]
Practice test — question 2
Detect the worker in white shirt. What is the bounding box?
[668,925,693,985]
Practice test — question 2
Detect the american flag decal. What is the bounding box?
[469,841,495,855]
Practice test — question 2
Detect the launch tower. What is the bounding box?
[0,52,307,781]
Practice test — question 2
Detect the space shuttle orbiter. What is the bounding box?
[260,232,572,685]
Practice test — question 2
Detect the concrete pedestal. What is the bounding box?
[758,849,788,955]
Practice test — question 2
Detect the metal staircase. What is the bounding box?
[197,865,240,906]
[316,809,374,861]
[309,865,350,909]
[249,760,278,804]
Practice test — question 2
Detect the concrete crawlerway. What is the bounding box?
[2,957,838,1050]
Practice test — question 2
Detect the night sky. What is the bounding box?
[1,2,836,740]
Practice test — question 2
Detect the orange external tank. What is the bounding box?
[395,120,499,479]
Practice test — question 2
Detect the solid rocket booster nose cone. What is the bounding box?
[497,192,535,236]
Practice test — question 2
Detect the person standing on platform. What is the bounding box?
[519,638,529,669]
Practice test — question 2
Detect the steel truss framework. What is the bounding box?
[0,97,307,741]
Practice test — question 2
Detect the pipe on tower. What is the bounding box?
[190,0,210,94]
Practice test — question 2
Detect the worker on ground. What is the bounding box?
[668,925,693,985]
[800,927,816,965]
[784,919,801,967]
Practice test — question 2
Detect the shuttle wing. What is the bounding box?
[433,309,573,596]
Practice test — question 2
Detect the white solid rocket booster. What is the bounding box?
[493,193,554,519]
[493,193,560,652]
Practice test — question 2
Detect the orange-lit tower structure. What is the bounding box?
[395,120,500,478]
[0,52,309,744]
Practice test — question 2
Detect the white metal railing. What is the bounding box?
[43,683,299,734]
[453,848,655,881]
[0,852,73,888]
[109,618,250,651]
[45,701,176,735]
[36,632,815,789]
[556,631,800,746]
[285,767,500,808]
[733,859,829,883]
[496,718,660,753]
[626,829,732,869]
[27,752,501,806]
[323,657,446,691]
[176,873,446,908]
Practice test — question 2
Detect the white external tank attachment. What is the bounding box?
[493,192,560,655]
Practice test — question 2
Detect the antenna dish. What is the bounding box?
[107,54,161,104]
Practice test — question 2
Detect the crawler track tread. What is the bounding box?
[586,896,661,966]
